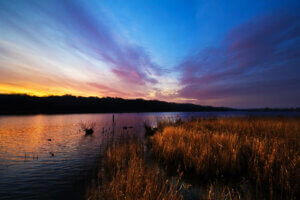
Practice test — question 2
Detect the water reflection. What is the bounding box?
[0,111,299,199]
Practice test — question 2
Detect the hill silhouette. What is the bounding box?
[0,94,233,115]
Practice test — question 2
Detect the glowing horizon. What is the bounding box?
[0,0,299,108]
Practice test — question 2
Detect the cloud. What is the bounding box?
[178,10,300,108]
[0,0,161,97]
[40,0,160,85]
[0,1,299,107]
[87,82,128,97]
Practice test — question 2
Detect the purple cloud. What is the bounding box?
[47,0,161,85]
[0,0,160,86]
[87,82,127,97]
[178,11,300,108]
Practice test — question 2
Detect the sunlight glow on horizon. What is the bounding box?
[0,0,299,108]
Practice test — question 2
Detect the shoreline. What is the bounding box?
[86,116,299,199]
[1,110,300,117]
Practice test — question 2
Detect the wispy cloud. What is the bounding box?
[39,0,161,85]
[178,10,300,108]
[0,0,162,97]
[0,1,299,107]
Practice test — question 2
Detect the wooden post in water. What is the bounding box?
[112,114,115,139]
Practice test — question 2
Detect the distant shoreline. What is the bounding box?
[1,110,300,117]
[0,94,299,115]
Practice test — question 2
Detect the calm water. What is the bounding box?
[0,111,299,200]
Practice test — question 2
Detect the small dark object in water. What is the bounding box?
[144,123,158,137]
[122,126,133,130]
[49,152,54,157]
[85,129,94,135]
[47,139,52,141]
[80,122,95,135]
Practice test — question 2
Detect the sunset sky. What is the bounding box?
[0,0,299,108]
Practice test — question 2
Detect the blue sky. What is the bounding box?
[97,0,298,67]
[0,0,299,108]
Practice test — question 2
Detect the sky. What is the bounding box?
[0,0,299,108]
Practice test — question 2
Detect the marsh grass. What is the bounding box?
[144,117,184,137]
[86,137,184,200]
[150,117,300,199]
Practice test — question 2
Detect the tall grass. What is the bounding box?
[150,117,300,199]
[86,138,183,200]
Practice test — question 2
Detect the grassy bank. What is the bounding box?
[86,117,299,199]
[86,137,243,199]
[150,117,299,199]
[86,137,184,200]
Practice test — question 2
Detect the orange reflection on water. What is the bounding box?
[0,115,83,162]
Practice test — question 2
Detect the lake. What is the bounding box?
[0,111,299,200]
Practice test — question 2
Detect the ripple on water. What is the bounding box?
[0,111,299,199]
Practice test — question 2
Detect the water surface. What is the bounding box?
[0,111,299,200]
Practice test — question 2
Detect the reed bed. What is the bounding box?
[86,138,183,200]
[150,117,300,199]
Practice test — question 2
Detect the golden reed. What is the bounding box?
[150,117,299,199]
